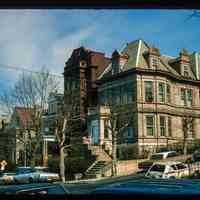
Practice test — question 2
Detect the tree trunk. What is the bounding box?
[183,140,187,155]
[30,153,36,167]
[112,133,117,176]
[59,147,65,182]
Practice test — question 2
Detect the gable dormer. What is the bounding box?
[111,50,129,75]
[147,46,161,69]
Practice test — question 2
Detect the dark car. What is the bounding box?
[0,182,69,194]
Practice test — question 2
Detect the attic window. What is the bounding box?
[150,57,159,68]
[183,65,190,77]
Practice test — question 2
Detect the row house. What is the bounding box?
[88,39,200,159]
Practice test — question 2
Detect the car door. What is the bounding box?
[167,165,178,178]
[175,163,189,177]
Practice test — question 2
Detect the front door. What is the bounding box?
[91,120,99,145]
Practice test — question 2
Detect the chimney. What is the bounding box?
[179,48,191,77]
[112,49,120,74]
[147,46,161,69]
[180,48,190,63]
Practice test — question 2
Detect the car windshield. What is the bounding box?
[16,168,36,174]
[34,168,49,173]
[150,154,164,160]
[150,164,166,172]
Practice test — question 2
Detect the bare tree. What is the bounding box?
[54,90,80,182]
[0,67,60,166]
[105,98,131,176]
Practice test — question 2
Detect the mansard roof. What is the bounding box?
[98,38,199,81]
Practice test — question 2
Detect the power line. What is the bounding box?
[0,63,95,83]
[0,63,63,78]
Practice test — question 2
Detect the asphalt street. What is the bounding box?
[64,172,146,194]
[0,172,145,194]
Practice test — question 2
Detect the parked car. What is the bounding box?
[138,151,179,172]
[145,161,189,179]
[0,183,69,194]
[34,166,60,182]
[13,166,60,184]
[0,172,16,184]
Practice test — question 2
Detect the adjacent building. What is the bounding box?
[63,47,111,141]
[88,39,200,159]
[41,92,64,166]
[5,107,35,165]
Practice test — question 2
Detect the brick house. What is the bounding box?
[88,39,200,159]
[63,47,111,141]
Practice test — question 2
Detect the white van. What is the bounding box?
[145,161,189,179]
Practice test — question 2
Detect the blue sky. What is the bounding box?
[0,9,199,90]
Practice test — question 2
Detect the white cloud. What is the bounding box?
[49,26,96,73]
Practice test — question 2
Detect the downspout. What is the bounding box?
[155,68,159,152]
[140,74,145,157]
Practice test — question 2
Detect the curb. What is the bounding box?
[64,173,138,184]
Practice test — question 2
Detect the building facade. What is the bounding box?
[5,107,35,165]
[63,47,111,141]
[88,39,200,159]
[41,92,64,166]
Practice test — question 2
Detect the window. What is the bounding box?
[151,154,163,160]
[151,57,159,68]
[166,84,171,103]
[126,83,134,103]
[145,81,153,102]
[181,88,186,102]
[176,163,187,170]
[167,152,178,158]
[183,66,190,77]
[127,127,133,138]
[168,117,172,137]
[146,115,154,136]
[158,82,165,103]
[181,88,193,106]
[181,88,187,106]
[99,90,106,105]
[150,164,165,172]
[104,120,109,138]
[187,89,193,106]
[160,116,166,136]
[121,85,128,104]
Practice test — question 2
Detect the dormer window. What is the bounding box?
[152,57,159,68]
[183,65,190,77]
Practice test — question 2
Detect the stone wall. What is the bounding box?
[104,159,147,177]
